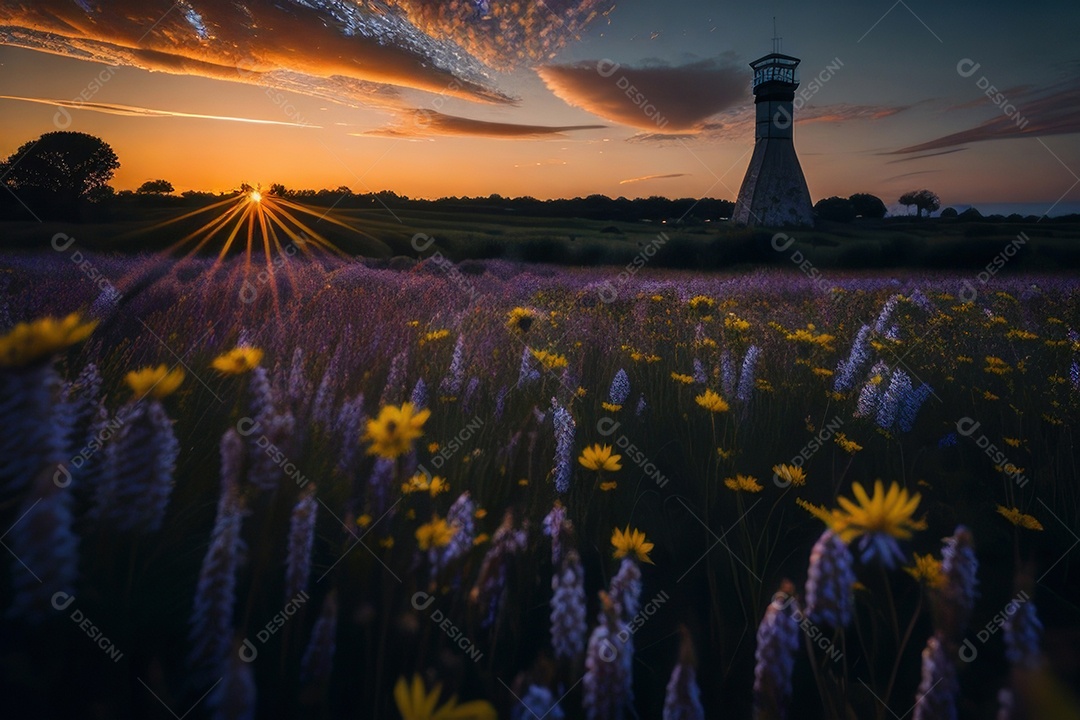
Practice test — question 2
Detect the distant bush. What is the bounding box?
[850,193,887,219]
[939,207,958,218]
[814,196,856,223]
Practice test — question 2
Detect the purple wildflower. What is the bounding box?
[753,585,799,720]
[551,549,587,660]
[439,334,466,398]
[514,686,564,720]
[609,368,631,406]
[551,399,575,494]
[208,641,257,720]
[5,473,78,622]
[736,345,761,402]
[188,484,246,684]
[301,590,339,689]
[692,358,706,385]
[409,378,427,409]
[912,633,958,720]
[804,530,854,628]
[285,488,318,602]
[834,325,873,392]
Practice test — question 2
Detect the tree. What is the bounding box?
[136,179,174,195]
[814,196,856,222]
[898,189,940,218]
[940,207,958,218]
[849,193,887,219]
[0,132,119,218]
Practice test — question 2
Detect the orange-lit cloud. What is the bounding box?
[353,110,604,139]
[536,58,747,132]
[0,95,320,128]
[1,0,585,108]
[619,173,689,185]
[893,78,1080,154]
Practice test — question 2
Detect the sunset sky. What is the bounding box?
[1,0,1078,214]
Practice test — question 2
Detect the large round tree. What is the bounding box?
[1,131,120,218]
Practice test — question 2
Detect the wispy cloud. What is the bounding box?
[892,77,1080,154]
[619,173,689,185]
[628,103,911,143]
[886,148,967,164]
[537,57,747,132]
[352,110,604,139]
[0,95,321,128]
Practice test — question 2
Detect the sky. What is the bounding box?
[1,0,1078,213]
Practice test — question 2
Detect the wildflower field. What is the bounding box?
[1,251,1079,719]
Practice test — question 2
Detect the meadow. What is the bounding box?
[1,248,1078,719]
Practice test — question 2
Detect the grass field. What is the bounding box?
[1,244,1078,719]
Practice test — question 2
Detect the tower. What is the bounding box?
[732,32,814,227]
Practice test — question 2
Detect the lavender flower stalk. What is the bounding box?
[804,530,854,628]
[301,590,339,689]
[6,473,78,622]
[551,399,575,494]
[936,526,978,642]
[100,399,179,532]
[208,641,257,720]
[912,633,958,720]
[514,686,565,720]
[692,358,707,385]
[471,512,527,628]
[188,471,246,684]
[584,592,632,720]
[285,487,318,602]
[834,325,872,392]
[608,368,630,407]
[409,377,427,409]
[551,549,587,660]
[608,557,642,621]
[736,345,761,402]
[1003,591,1042,670]
[753,584,799,720]
[439,334,466,399]
[665,626,706,720]
[876,368,911,430]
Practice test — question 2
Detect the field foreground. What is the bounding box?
[1,251,1079,719]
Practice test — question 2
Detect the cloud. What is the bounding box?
[0,95,320,128]
[352,110,604,139]
[886,148,967,164]
[0,1,605,109]
[892,77,1080,154]
[619,173,689,185]
[536,58,747,132]
[628,102,910,143]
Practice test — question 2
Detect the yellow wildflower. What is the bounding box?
[393,675,495,720]
[601,402,623,412]
[996,505,1043,530]
[579,444,622,472]
[611,526,654,564]
[416,517,457,550]
[600,481,618,491]
[363,402,430,459]
[124,364,185,400]
[695,389,730,413]
[772,464,806,487]
[211,346,263,374]
[531,349,568,371]
[671,372,695,384]
[834,433,863,454]
[0,313,96,368]
[904,553,945,588]
[724,474,763,493]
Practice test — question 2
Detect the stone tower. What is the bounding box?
[732,44,814,227]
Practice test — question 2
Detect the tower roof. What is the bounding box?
[749,53,801,69]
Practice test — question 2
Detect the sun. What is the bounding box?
[249,190,262,203]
